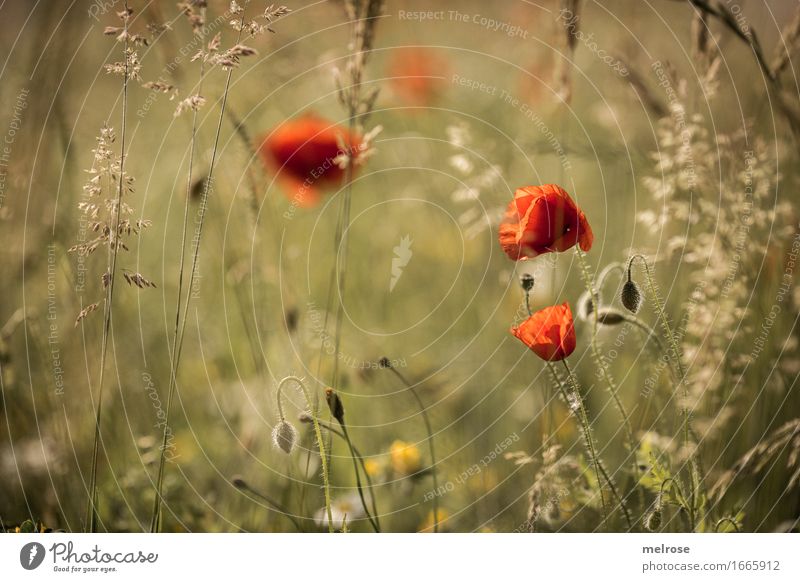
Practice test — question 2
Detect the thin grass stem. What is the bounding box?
[233,477,304,532]
[150,6,247,532]
[339,423,380,531]
[85,2,130,532]
[388,364,439,533]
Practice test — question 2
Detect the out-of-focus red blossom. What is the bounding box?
[498,184,593,260]
[387,48,449,107]
[519,57,555,104]
[259,114,361,208]
[511,302,576,361]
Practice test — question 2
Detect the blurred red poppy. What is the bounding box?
[259,114,361,207]
[511,302,576,361]
[387,47,449,107]
[498,184,593,260]
[518,57,556,104]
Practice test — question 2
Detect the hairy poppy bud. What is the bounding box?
[519,273,535,292]
[621,280,643,313]
[644,505,663,531]
[325,387,345,424]
[596,308,626,326]
[272,420,298,454]
[576,290,598,321]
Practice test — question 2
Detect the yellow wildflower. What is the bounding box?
[390,440,421,475]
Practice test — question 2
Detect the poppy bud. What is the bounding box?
[621,280,643,313]
[644,504,662,531]
[325,387,345,424]
[596,308,626,326]
[519,273,535,292]
[576,290,598,321]
[272,420,298,454]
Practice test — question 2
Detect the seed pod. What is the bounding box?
[621,280,643,313]
[519,273,535,292]
[644,502,663,531]
[325,387,345,424]
[272,420,298,454]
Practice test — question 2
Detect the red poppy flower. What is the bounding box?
[498,184,593,260]
[511,302,576,361]
[259,114,361,208]
[387,48,449,107]
[518,56,556,105]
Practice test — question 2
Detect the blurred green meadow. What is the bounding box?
[0,0,798,532]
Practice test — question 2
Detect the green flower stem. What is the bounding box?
[550,359,633,530]
[338,423,380,532]
[388,365,440,533]
[575,250,642,524]
[311,417,381,527]
[278,376,333,533]
[575,250,637,455]
[234,478,304,532]
[547,360,608,527]
[628,254,701,531]
[714,517,741,533]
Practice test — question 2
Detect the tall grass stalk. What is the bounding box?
[149,6,248,533]
[85,1,130,532]
[307,0,384,529]
[232,476,304,532]
[329,0,385,390]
